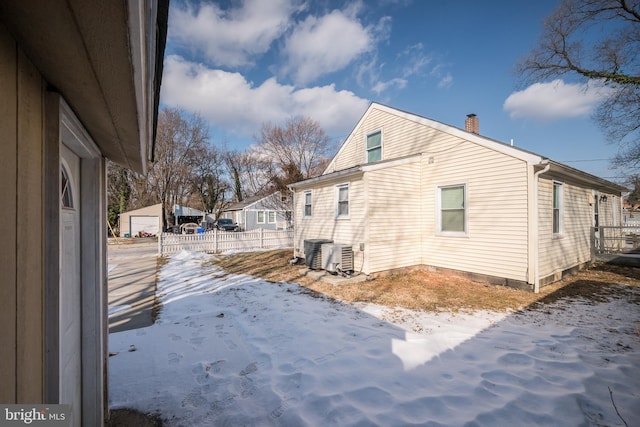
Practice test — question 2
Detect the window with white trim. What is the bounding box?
[553,182,563,235]
[438,184,466,234]
[257,211,265,223]
[268,211,276,223]
[304,191,312,217]
[366,131,382,163]
[336,183,349,218]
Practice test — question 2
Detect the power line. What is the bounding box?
[558,158,613,163]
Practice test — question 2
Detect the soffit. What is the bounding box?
[0,0,148,173]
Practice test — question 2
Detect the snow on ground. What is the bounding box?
[109,251,640,426]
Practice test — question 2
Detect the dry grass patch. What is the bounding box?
[210,249,640,312]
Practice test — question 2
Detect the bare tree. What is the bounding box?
[191,143,229,218]
[256,116,334,186]
[146,107,209,229]
[250,116,334,216]
[517,0,640,168]
[106,160,132,234]
[224,149,274,201]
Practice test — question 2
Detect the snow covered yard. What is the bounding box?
[109,251,640,426]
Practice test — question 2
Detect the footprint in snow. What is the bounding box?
[240,362,257,376]
[168,352,182,365]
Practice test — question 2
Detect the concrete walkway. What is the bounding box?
[108,239,158,333]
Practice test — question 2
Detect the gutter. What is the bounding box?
[288,165,363,190]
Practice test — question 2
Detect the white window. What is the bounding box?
[336,183,349,219]
[438,184,466,235]
[553,182,563,235]
[366,130,382,163]
[304,191,312,217]
[268,211,276,223]
[257,211,265,223]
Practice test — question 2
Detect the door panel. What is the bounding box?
[60,144,81,425]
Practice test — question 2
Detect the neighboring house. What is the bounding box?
[289,103,626,292]
[0,2,168,426]
[221,192,292,231]
[119,203,164,237]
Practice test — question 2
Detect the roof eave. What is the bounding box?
[289,166,364,190]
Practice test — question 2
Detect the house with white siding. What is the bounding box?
[221,192,292,231]
[289,103,626,292]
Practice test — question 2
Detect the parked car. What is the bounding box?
[180,223,199,234]
[214,218,239,231]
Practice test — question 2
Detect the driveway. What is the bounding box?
[108,238,158,333]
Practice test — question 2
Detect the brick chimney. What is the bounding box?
[465,113,479,134]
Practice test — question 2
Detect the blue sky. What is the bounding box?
[160,0,622,182]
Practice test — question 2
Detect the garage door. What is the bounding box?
[130,216,160,236]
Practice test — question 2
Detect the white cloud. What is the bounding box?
[437,73,453,89]
[160,55,369,139]
[503,79,613,121]
[372,78,407,95]
[169,0,302,67]
[281,8,389,85]
[358,43,443,95]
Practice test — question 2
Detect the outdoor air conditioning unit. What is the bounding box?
[321,243,354,273]
[304,239,333,269]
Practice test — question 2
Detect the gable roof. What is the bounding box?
[321,102,626,194]
[223,192,285,212]
[224,195,264,212]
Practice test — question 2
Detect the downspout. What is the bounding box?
[533,162,551,293]
[289,186,297,258]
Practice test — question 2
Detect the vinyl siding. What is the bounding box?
[365,160,422,272]
[538,177,616,279]
[328,106,486,173]
[293,177,365,268]
[312,106,530,279]
[296,103,623,286]
[422,139,530,282]
[0,26,45,403]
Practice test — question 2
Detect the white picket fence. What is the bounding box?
[158,229,294,256]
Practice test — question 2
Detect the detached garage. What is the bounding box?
[118,203,163,237]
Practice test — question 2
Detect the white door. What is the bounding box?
[60,144,82,425]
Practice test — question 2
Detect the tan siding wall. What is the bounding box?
[329,107,465,173]
[366,161,422,272]
[0,23,18,403]
[315,104,621,284]
[538,178,597,279]
[293,177,366,268]
[597,193,616,226]
[422,139,530,282]
[320,106,531,279]
[0,26,45,403]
